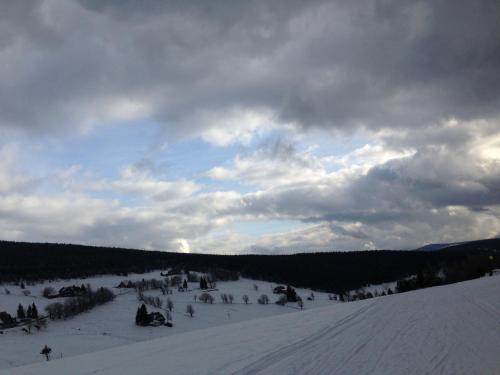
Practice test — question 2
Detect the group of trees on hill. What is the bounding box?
[395,253,497,293]
[45,286,115,320]
[17,303,38,320]
[1,239,499,294]
[199,277,211,289]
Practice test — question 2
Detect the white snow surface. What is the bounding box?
[3,275,500,375]
[0,272,333,370]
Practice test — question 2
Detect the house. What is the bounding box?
[148,312,165,327]
[273,286,286,294]
[58,285,87,297]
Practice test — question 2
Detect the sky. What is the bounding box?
[1,0,500,254]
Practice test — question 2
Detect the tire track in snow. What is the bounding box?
[231,301,378,375]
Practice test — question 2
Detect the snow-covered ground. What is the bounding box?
[3,274,500,375]
[0,271,333,369]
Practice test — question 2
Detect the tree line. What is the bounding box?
[45,285,115,320]
[1,239,498,294]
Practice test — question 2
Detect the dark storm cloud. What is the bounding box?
[204,127,500,251]
[1,0,500,252]
[1,0,499,135]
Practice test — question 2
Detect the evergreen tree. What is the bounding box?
[135,304,149,326]
[417,269,424,287]
[27,305,33,319]
[17,304,26,319]
[199,277,207,290]
[135,307,141,325]
[286,285,297,302]
[183,279,188,289]
[31,303,38,319]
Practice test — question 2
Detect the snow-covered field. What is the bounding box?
[3,274,500,375]
[0,271,333,370]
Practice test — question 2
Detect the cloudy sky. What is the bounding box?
[1,0,499,253]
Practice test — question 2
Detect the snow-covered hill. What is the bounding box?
[0,272,334,369]
[4,275,500,375]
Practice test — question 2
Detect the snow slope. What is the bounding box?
[0,272,333,369]
[5,275,500,375]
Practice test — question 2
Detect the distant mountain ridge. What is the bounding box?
[415,242,467,252]
[415,238,500,252]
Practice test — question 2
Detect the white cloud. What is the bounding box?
[0,144,37,194]
[197,108,280,146]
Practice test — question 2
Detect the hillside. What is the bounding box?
[0,272,337,370]
[3,239,497,293]
[6,275,500,375]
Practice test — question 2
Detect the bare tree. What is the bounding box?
[242,295,249,304]
[45,302,64,320]
[26,320,33,334]
[297,299,304,309]
[258,294,269,304]
[35,317,47,331]
[186,304,194,317]
[228,294,234,304]
[253,284,259,291]
[199,292,214,304]
[154,296,163,308]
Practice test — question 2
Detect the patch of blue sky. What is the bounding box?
[196,177,256,194]
[13,119,239,181]
[9,117,373,205]
[14,120,159,181]
[157,137,240,181]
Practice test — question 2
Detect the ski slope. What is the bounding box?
[5,275,500,375]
